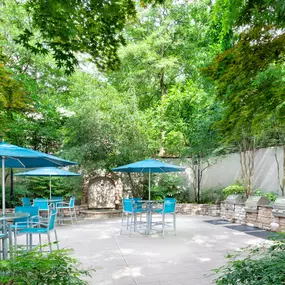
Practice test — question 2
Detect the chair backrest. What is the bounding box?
[133,197,143,210]
[123,198,134,213]
[163,198,176,213]
[50,196,63,208]
[51,196,63,202]
[69,197,75,207]
[48,209,57,231]
[21,198,31,207]
[33,199,49,211]
[14,206,39,224]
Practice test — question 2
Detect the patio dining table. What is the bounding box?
[0,212,30,259]
[140,200,163,235]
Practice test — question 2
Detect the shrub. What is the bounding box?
[254,189,279,202]
[214,233,285,284]
[145,173,186,201]
[0,247,90,285]
[222,184,246,198]
[199,187,224,204]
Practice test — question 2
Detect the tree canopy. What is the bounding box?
[0,0,284,202]
[4,0,164,74]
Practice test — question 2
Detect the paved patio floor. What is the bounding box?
[19,215,269,285]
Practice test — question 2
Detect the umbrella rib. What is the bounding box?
[44,157,65,166]
[9,157,26,167]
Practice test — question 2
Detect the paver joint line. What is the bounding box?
[113,234,139,285]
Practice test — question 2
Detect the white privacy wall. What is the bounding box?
[168,146,284,194]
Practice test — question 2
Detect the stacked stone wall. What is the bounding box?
[175,203,220,217]
[220,203,285,232]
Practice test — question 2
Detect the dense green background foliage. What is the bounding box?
[0,0,283,203]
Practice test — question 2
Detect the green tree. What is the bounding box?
[110,0,221,156]
[64,72,151,171]
[6,0,164,74]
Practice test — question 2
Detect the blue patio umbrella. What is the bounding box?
[0,141,77,213]
[112,159,185,200]
[15,167,80,199]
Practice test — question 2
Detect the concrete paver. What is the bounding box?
[17,215,266,285]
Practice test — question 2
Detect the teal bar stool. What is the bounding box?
[120,198,146,236]
[153,198,177,238]
[56,197,77,225]
[19,209,59,252]
[10,206,40,250]
[33,198,50,219]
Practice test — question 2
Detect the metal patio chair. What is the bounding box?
[152,198,176,238]
[120,198,146,236]
[33,198,50,218]
[56,196,77,225]
[21,197,31,206]
[0,221,10,259]
[10,206,40,250]
[19,209,59,252]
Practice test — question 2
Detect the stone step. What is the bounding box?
[80,209,122,219]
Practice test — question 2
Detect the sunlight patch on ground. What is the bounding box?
[199,257,211,262]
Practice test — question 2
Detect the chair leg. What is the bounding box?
[29,234,33,250]
[26,234,29,251]
[173,213,176,236]
[162,214,165,239]
[69,208,73,225]
[47,233,52,253]
[39,234,42,253]
[14,231,17,253]
[54,230,59,250]
[120,212,124,235]
[8,227,13,259]
[126,214,129,230]
[129,215,133,237]
[74,208,77,223]
[134,214,137,232]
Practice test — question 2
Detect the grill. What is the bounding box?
[245,196,270,213]
[224,194,245,210]
[272,197,285,217]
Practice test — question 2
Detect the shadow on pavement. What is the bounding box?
[204,219,233,225]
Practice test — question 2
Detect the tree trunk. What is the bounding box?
[239,137,255,197]
[283,145,285,196]
[274,146,284,196]
[159,68,167,157]
[197,155,201,203]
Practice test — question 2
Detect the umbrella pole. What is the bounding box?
[148,169,151,201]
[49,176,52,200]
[2,157,5,214]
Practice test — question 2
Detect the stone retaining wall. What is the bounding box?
[175,203,220,217]
[1,206,82,216]
[3,204,221,217]
[5,202,285,232]
[220,202,285,232]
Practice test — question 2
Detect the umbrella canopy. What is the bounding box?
[0,141,77,213]
[15,167,80,177]
[112,159,185,200]
[0,142,75,168]
[15,167,80,199]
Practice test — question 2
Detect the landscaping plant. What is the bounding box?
[254,189,279,202]
[214,233,285,285]
[0,247,90,285]
[222,184,246,198]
